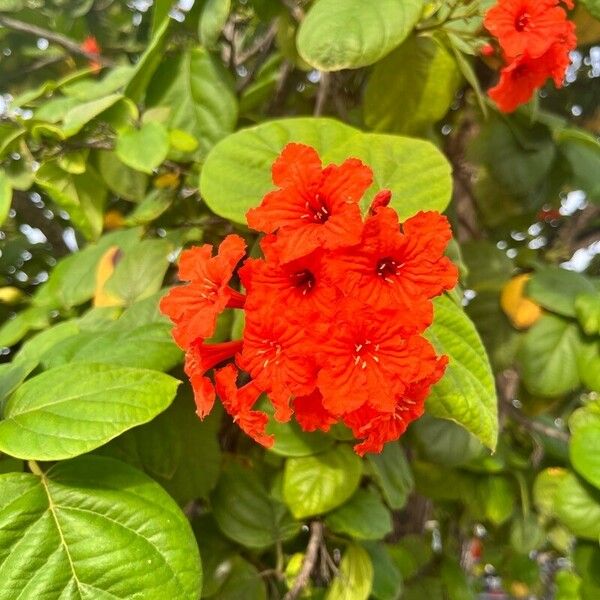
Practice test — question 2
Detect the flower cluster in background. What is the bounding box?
[484,0,576,112]
[161,143,458,455]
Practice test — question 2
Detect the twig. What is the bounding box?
[0,15,114,65]
[313,72,331,117]
[282,0,305,22]
[284,522,323,600]
[235,22,278,66]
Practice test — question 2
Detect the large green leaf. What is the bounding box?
[555,472,600,540]
[297,0,423,70]
[95,150,149,202]
[0,306,50,349]
[212,460,300,548]
[366,441,413,510]
[61,93,125,137]
[146,47,237,157]
[527,266,596,318]
[0,169,11,226]
[364,542,404,600]
[571,423,600,490]
[326,544,373,600]
[0,363,179,460]
[200,117,452,224]
[283,444,362,518]
[425,296,498,450]
[518,314,583,397]
[325,488,393,540]
[102,393,222,505]
[0,456,201,599]
[116,121,170,174]
[364,35,461,136]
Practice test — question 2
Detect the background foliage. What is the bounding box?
[0,0,599,598]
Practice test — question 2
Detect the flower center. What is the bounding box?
[199,277,218,300]
[290,269,316,295]
[304,193,330,223]
[376,257,402,282]
[258,339,283,368]
[515,12,530,32]
[353,339,380,369]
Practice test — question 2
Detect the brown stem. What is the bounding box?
[284,521,323,600]
[313,72,331,117]
[0,15,114,66]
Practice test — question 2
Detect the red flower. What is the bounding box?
[81,36,102,72]
[325,208,457,320]
[185,339,243,418]
[237,307,317,422]
[246,143,373,263]
[314,301,442,415]
[484,0,570,59]
[293,390,337,433]
[160,235,246,348]
[343,358,447,455]
[214,364,274,448]
[239,238,338,319]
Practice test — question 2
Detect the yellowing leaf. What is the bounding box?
[501,274,542,329]
[94,246,124,307]
[103,209,125,230]
[154,172,181,189]
[0,286,23,304]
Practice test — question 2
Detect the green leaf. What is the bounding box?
[124,189,173,225]
[200,0,231,48]
[43,323,182,372]
[325,488,393,540]
[0,169,11,226]
[571,423,600,490]
[15,319,81,365]
[62,65,135,101]
[0,363,179,460]
[533,467,569,519]
[95,150,149,202]
[200,117,452,224]
[527,266,596,318]
[146,47,238,158]
[0,306,50,348]
[557,127,600,202]
[212,459,300,548]
[326,544,373,600]
[555,472,600,540]
[364,35,461,136]
[126,17,172,103]
[518,314,583,397]
[412,414,485,467]
[32,227,142,309]
[104,239,171,305]
[116,121,170,174]
[297,0,422,70]
[366,441,413,510]
[441,558,476,600]
[364,542,404,600]
[102,392,221,504]
[575,293,600,336]
[211,556,267,600]
[283,444,362,518]
[61,93,124,137]
[0,456,201,599]
[34,160,107,240]
[425,295,498,450]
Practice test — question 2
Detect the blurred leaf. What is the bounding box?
[61,93,124,137]
[283,444,362,518]
[571,423,600,490]
[62,66,135,101]
[555,571,582,600]
[557,128,600,202]
[501,274,543,329]
[367,441,413,510]
[0,307,50,348]
[124,189,173,225]
[0,169,12,227]
[116,122,170,174]
[146,47,238,158]
[533,467,569,519]
[95,150,149,202]
[325,488,393,540]
[199,0,231,48]
[297,0,422,70]
[364,35,461,136]
[0,363,179,460]
[211,556,267,600]
[388,534,434,580]
[510,514,545,554]
[425,295,498,450]
[326,543,373,600]
[518,314,583,397]
[212,459,300,548]
[555,472,600,540]
[104,239,171,305]
[441,558,476,600]
[575,293,600,336]
[364,542,403,600]
[0,457,201,599]
[528,266,596,318]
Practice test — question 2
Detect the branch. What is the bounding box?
[0,15,114,65]
[284,521,323,600]
[313,72,331,116]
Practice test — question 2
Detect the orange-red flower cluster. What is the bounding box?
[160,143,458,455]
[484,0,576,112]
